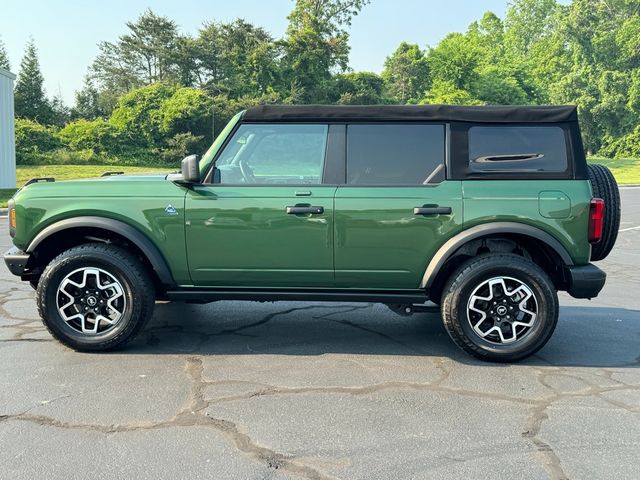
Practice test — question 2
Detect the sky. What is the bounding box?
[0,0,516,104]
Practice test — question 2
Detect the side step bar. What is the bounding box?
[166,289,429,304]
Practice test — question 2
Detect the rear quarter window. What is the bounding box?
[468,126,568,173]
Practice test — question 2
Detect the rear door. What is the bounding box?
[334,123,463,289]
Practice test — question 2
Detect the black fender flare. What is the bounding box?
[419,222,575,289]
[27,216,175,287]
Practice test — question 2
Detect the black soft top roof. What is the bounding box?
[243,104,578,124]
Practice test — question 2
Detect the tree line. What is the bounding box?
[1,0,639,167]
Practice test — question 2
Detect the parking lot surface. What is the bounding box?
[1,189,639,480]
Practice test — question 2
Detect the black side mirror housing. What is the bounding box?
[180,154,201,183]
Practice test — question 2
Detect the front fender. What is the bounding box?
[27,216,176,287]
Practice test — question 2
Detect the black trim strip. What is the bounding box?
[323,124,346,184]
[166,288,429,303]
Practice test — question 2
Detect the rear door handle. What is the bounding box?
[413,206,452,216]
[286,206,324,214]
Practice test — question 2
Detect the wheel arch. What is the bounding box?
[422,222,574,297]
[26,216,175,288]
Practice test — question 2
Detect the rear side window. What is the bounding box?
[468,126,567,173]
[347,124,445,185]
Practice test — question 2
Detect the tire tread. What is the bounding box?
[36,243,155,352]
[588,163,620,261]
[441,253,559,362]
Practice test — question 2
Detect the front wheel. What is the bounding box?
[36,243,155,351]
[440,254,558,362]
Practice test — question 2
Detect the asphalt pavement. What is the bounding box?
[0,188,638,480]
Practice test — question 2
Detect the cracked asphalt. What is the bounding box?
[1,188,639,480]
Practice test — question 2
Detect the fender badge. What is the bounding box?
[165,204,178,216]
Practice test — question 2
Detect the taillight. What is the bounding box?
[588,198,604,243]
[9,208,16,229]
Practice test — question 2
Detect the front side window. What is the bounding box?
[346,124,445,185]
[468,126,568,173]
[215,124,328,184]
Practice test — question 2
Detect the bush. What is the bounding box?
[15,119,61,164]
[159,132,206,164]
[599,127,640,158]
[160,87,213,142]
[58,119,124,154]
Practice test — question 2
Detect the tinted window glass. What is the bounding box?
[347,124,445,185]
[468,126,567,173]
[216,124,328,184]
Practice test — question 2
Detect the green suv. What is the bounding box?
[4,105,620,362]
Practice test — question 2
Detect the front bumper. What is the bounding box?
[566,263,606,299]
[3,247,31,277]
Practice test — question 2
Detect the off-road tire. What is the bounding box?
[36,243,155,351]
[588,163,620,261]
[441,254,558,362]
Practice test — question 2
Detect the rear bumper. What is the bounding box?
[3,247,31,277]
[565,263,606,299]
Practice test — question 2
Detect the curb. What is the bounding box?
[0,208,7,217]
[619,184,640,188]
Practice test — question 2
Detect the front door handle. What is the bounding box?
[413,206,452,216]
[286,206,324,214]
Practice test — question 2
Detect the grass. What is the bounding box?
[1,165,171,208]
[1,158,638,209]
[588,157,640,185]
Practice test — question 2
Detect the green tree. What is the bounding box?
[14,40,53,122]
[49,94,71,127]
[281,0,369,102]
[196,19,280,97]
[72,77,107,120]
[382,42,430,103]
[91,9,181,94]
[427,32,481,91]
[0,36,10,71]
[330,71,387,104]
[420,79,481,105]
[504,0,559,56]
[471,67,531,105]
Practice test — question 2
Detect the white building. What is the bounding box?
[0,67,16,189]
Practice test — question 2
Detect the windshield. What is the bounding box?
[199,111,244,177]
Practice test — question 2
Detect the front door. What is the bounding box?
[334,123,463,289]
[185,123,335,287]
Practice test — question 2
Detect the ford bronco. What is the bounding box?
[4,105,620,362]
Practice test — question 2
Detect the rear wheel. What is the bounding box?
[36,243,155,351]
[588,163,620,261]
[441,254,558,362]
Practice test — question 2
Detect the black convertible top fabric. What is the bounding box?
[243,104,578,123]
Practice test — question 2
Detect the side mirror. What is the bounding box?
[180,154,200,183]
